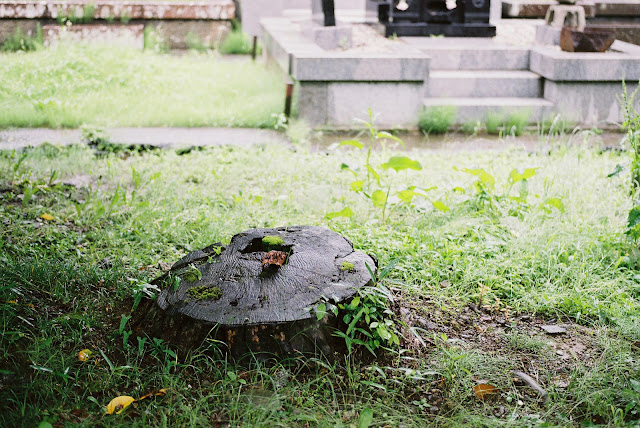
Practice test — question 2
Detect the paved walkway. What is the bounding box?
[0,127,289,151]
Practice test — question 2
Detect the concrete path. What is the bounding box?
[0,127,289,151]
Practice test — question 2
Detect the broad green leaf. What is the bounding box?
[371,190,387,208]
[509,167,538,183]
[339,139,364,149]
[376,131,405,146]
[324,207,354,220]
[432,200,450,212]
[366,165,381,185]
[544,197,565,213]
[350,180,364,192]
[459,168,495,191]
[350,296,361,309]
[315,303,327,321]
[397,189,416,203]
[628,206,640,230]
[358,408,374,428]
[381,156,422,172]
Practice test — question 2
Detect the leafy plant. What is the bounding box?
[185,32,211,53]
[330,260,400,356]
[486,111,530,136]
[622,81,640,240]
[218,30,255,55]
[327,110,432,223]
[56,4,96,25]
[0,25,42,52]
[418,106,456,134]
[456,166,564,217]
[143,26,168,53]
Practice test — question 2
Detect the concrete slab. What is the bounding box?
[423,97,555,122]
[428,70,543,98]
[530,40,640,80]
[402,37,531,70]
[543,80,639,125]
[262,17,428,127]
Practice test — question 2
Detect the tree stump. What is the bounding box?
[133,226,377,363]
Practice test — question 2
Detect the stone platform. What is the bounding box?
[263,16,640,129]
[262,17,428,128]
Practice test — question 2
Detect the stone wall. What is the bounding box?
[0,0,234,48]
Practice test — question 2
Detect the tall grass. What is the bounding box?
[0,43,284,128]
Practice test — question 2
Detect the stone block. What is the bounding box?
[423,97,555,123]
[297,82,329,126]
[0,18,37,44]
[535,25,562,45]
[300,21,352,50]
[150,20,231,49]
[293,54,428,81]
[0,0,236,20]
[428,70,542,98]
[402,38,530,70]
[42,24,144,49]
[238,0,284,38]
[530,41,640,80]
[327,82,424,127]
[543,80,640,125]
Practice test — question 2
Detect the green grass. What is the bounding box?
[1,135,640,426]
[218,30,257,55]
[418,106,456,134]
[0,43,284,128]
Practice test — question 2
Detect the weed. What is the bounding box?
[418,106,456,134]
[143,26,169,53]
[327,110,432,223]
[218,30,256,55]
[621,81,640,240]
[185,31,211,53]
[486,111,530,136]
[0,25,42,52]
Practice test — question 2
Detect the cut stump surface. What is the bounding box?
[134,226,377,361]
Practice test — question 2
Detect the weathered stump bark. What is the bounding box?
[133,226,376,363]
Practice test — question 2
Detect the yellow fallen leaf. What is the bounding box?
[474,383,499,400]
[41,213,54,221]
[78,349,92,361]
[106,396,136,415]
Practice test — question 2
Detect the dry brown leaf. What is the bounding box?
[474,383,498,400]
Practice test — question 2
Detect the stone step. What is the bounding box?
[428,70,543,98]
[422,97,555,123]
[402,37,531,70]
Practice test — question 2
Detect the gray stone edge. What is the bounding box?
[261,17,429,82]
[530,41,640,81]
